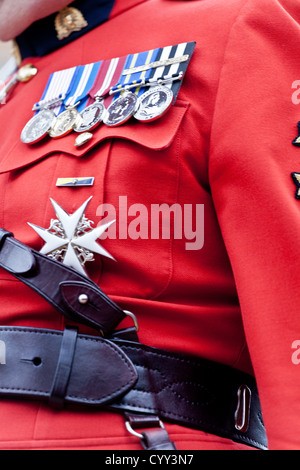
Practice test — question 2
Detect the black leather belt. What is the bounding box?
[0,326,267,450]
[0,229,268,450]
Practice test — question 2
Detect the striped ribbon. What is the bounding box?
[87,56,127,108]
[111,48,160,100]
[110,42,195,102]
[29,41,195,120]
[150,43,188,89]
[64,61,102,111]
[34,62,102,114]
[33,66,79,115]
[162,41,195,101]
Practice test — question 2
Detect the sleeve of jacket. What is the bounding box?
[209,0,300,450]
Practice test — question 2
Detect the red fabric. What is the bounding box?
[209,0,300,449]
[0,0,298,450]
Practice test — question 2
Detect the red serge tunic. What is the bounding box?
[0,0,299,450]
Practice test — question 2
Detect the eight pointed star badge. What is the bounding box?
[28,197,115,276]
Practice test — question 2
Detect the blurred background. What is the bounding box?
[0,40,13,67]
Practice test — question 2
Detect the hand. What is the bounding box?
[0,0,70,41]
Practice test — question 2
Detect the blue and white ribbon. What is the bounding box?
[33,61,102,115]
[33,66,79,114]
[111,48,160,99]
[64,61,102,111]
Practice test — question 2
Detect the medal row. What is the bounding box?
[21,82,176,145]
[20,42,196,146]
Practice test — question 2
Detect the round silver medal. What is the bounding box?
[48,107,82,139]
[21,108,56,144]
[134,85,173,122]
[74,101,105,133]
[103,91,139,127]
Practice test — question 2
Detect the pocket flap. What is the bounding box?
[0,100,189,174]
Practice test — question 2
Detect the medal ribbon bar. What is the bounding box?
[111,48,160,100]
[21,41,196,143]
[64,61,102,111]
[121,54,190,75]
[33,66,80,114]
[87,56,127,108]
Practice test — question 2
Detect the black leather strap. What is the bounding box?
[49,326,78,409]
[0,326,268,450]
[141,429,178,450]
[0,230,13,250]
[113,339,267,450]
[0,229,36,274]
[0,326,138,406]
[0,229,126,335]
[125,413,178,450]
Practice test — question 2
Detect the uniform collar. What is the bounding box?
[15,0,117,60]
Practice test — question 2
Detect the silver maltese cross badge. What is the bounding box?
[28,197,115,276]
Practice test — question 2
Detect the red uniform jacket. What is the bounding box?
[0,0,299,450]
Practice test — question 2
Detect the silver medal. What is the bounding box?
[74,101,105,133]
[21,108,56,144]
[48,107,82,139]
[134,85,173,122]
[103,91,139,127]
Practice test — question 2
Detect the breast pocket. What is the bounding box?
[0,100,189,300]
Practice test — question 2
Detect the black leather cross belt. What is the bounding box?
[0,229,268,450]
[0,325,267,450]
[0,229,129,335]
